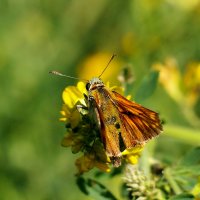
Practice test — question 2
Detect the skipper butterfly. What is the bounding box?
[50,55,162,167]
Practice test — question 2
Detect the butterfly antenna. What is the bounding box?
[99,54,116,78]
[49,71,88,82]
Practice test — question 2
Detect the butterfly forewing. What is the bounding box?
[89,86,125,166]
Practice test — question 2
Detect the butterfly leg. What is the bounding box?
[76,104,88,111]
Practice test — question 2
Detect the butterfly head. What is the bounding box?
[86,77,104,91]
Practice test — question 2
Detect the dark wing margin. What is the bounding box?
[112,91,162,148]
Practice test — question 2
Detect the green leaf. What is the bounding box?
[179,146,200,166]
[86,178,117,200]
[121,183,130,198]
[167,147,200,195]
[192,181,200,198]
[169,193,194,200]
[135,71,159,102]
[174,166,200,177]
[109,166,123,177]
[76,177,117,200]
[76,177,89,195]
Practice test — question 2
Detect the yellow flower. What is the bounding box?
[191,177,200,199]
[60,82,87,128]
[153,58,200,127]
[75,152,111,175]
[61,131,85,154]
[166,0,199,11]
[183,62,200,106]
[62,82,87,108]
[122,145,144,165]
[153,58,200,107]
[153,58,200,108]
[94,161,111,173]
[75,153,95,174]
[153,58,183,104]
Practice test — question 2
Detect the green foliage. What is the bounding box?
[76,177,89,195]
[135,71,159,102]
[168,147,200,194]
[0,0,200,199]
[76,177,117,200]
[77,147,200,199]
[169,193,194,200]
[179,146,200,166]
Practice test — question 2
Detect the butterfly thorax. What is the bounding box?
[87,77,104,91]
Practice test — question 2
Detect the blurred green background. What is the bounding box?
[0,0,200,199]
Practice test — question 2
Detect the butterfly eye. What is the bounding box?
[86,82,90,91]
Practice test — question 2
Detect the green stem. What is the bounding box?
[164,124,200,146]
[164,168,182,195]
[181,104,200,129]
[140,147,150,178]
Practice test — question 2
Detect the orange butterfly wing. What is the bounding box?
[112,91,162,148]
[89,87,162,167]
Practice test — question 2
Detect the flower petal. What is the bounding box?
[62,86,83,108]
[126,154,140,165]
[122,146,144,156]
[94,161,111,172]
